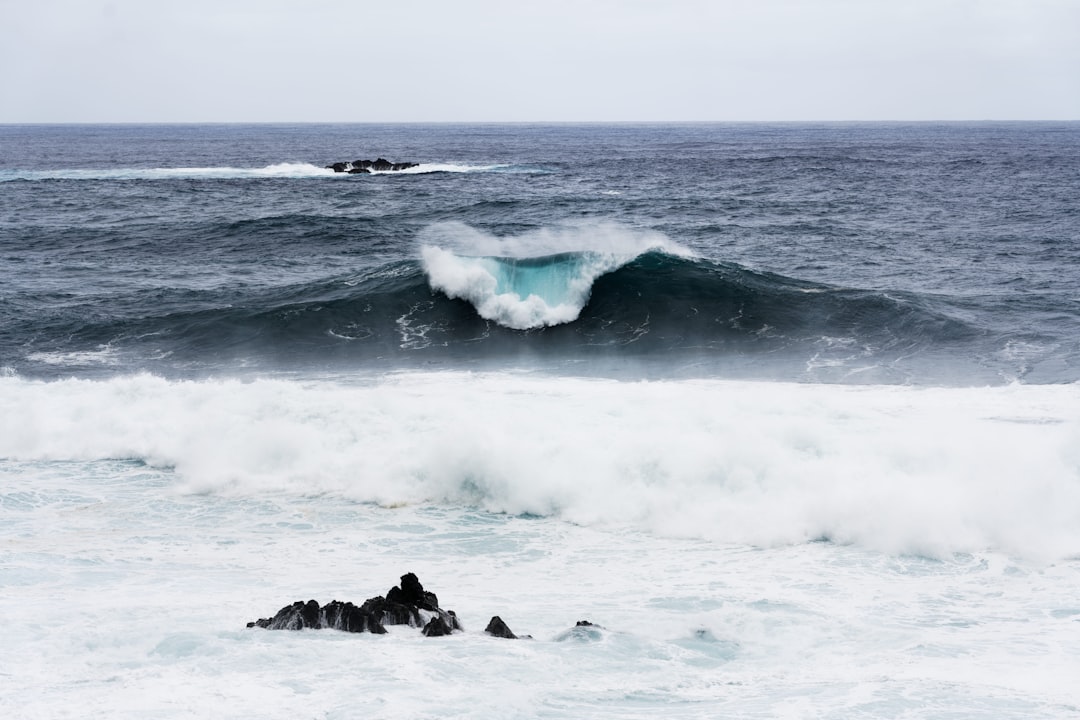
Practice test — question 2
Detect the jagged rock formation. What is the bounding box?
[246,598,389,633]
[327,158,419,174]
[247,572,460,635]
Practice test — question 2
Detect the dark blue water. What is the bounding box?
[2,122,1078,383]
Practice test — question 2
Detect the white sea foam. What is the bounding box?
[3,373,1080,718]
[2,373,1077,561]
[419,221,689,329]
[0,162,517,182]
[25,346,120,366]
[382,163,512,174]
[0,163,337,181]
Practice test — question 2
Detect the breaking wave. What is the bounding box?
[3,372,1079,560]
[419,222,682,329]
[4,220,1039,383]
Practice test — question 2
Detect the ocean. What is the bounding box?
[1,122,1079,718]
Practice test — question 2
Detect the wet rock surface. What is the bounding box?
[326,158,419,173]
[247,573,458,635]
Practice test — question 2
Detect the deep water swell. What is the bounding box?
[2,247,1046,383]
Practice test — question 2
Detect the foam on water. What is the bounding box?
[2,450,1079,719]
[0,163,335,181]
[2,372,1078,561]
[3,367,1079,718]
[386,162,513,174]
[24,346,121,367]
[0,162,511,181]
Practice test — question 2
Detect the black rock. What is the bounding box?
[322,600,387,634]
[392,572,440,611]
[247,599,320,630]
[325,158,418,173]
[359,593,420,627]
[484,616,518,639]
[247,573,457,636]
[246,598,387,633]
[422,615,454,637]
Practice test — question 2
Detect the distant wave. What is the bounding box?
[0,162,523,182]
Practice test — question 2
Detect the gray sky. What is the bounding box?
[2,0,1078,122]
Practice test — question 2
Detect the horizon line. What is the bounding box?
[2,119,1079,126]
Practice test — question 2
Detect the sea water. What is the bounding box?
[1,123,1079,719]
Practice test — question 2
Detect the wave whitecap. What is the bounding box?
[421,248,628,329]
[420,221,688,330]
[0,162,515,182]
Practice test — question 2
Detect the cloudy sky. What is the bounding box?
[2,0,1077,122]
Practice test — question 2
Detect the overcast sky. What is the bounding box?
[2,0,1077,122]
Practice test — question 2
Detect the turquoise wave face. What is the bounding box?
[486,253,602,307]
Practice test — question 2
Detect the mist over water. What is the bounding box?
[2,123,1079,719]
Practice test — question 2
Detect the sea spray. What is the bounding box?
[3,372,1078,560]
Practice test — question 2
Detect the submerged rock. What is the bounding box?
[554,619,606,642]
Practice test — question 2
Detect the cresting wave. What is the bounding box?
[3,372,1078,561]
[419,222,688,329]
[5,221,1033,383]
[0,162,516,181]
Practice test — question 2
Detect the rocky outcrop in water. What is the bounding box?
[327,158,419,174]
[247,572,460,635]
[484,615,530,639]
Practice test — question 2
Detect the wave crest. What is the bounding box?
[419,222,689,329]
[420,248,626,329]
